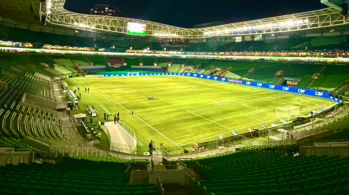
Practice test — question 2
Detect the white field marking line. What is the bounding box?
[176,117,279,146]
[212,91,273,105]
[207,83,225,86]
[82,78,179,146]
[112,87,155,92]
[155,84,194,90]
[245,115,264,122]
[245,107,278,117]
[180,103,317,146]
[186,110,234,131]
[187,97,272,111]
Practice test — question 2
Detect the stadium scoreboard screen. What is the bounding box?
[127,22,146,36]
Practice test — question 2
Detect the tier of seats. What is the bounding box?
[184,145,349,195]
[2,53,349,91]
[0,157,157,195]
[315,116,349,142]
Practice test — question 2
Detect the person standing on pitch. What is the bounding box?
[149,140,154,155]
[78,87,80,92]
[113,114,117,124]
[88,88,89,93]
[104,113,106,120]
[85,88,87,93]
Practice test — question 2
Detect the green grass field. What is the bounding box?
[66,76,334,150]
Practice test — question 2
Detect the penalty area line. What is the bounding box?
[82,78,180,147]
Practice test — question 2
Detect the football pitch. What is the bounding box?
[66,76,334,148]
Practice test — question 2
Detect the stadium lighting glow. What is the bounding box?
[279,22,285,26]
[140,63,143,66]
[127,22,146,36]
[288,21,294,26]
[154,33,178,37]
[124,63,127,66]
[304,19,309,23]
[154,63,157,66]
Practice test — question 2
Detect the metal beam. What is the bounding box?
[43,0,349,38]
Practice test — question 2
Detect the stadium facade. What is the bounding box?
[1,1,349,195]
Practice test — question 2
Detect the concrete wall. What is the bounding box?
[300,142,349,157]
[23,137,51,152]
[253,131,332,146]
[0,147,34,166]
[25,93,67,110]
[149,170,187,185]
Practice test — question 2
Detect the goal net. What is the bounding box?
[127,72,139,76]
[276,105,300,121]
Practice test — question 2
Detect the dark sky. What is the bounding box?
[65,0,327,28]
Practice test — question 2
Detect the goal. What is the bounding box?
[127,72,140,76]
[276,105,300,122]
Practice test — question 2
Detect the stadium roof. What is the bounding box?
[1,0,349,38]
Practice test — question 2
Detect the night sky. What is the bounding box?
[65,0,327,28]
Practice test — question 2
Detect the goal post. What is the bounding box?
[276,105,300,122]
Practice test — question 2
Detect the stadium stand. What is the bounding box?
[310,65,349,90]
[184,145,349,195]
[124,57,141,65]
[314,116,349,142]
[246,62,289,83]
[2,2,349,194]
[0,157,158,195]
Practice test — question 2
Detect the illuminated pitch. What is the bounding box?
[66,76,335,150]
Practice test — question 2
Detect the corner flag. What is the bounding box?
[233,131,238,136]
[248,127,253,132]
[261,124,267,129]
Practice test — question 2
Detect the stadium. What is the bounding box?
[1,0,349,194]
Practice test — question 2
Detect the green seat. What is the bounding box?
[132,190,144,195]
[119,191,131,195]
[144,190,156,195]
[105,191,118,195]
